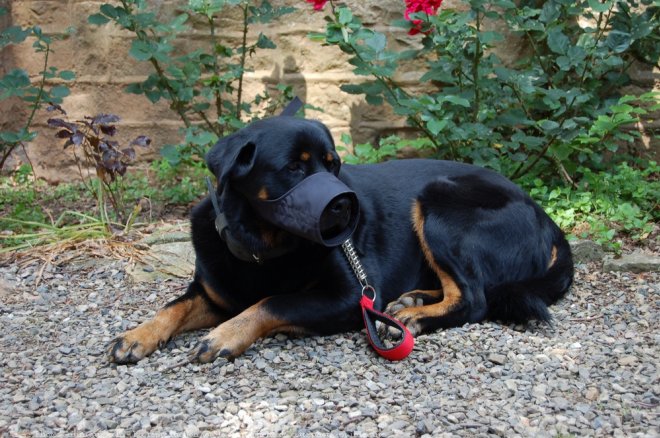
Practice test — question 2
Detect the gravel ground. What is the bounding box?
[0,254,658,437]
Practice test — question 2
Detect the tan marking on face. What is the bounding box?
[325,152,335,163]
[300,151,311,161]
[257,186,269,200]
[548,245,558,268]
[260,227,277,247]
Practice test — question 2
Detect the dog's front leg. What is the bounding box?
[190,292,357,363]
[109,280,227,364]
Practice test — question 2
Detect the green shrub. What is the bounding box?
[89,0,298,169]
[312,0,659,182]
[0,7,75,171]
[521,161,659,252]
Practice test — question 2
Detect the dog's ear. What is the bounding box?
[206,133,257,188]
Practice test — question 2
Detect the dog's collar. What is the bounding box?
[205,97,305,263]
[205,177,296,264]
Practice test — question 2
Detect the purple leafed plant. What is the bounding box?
[47,105,151,225]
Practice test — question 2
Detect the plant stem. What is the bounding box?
[236,2,249,120]
[472,9,481,123]
[208,14,224,136]
[120,0,192,129]
[0,36,51,172]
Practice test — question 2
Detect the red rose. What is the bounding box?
[306,0,328,11]
[404,0,443,35]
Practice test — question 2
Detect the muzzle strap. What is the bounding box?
[205,176,222,218]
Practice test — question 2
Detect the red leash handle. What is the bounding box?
[360,294,415,361]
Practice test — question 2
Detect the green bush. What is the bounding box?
[0,7,75,171]
[521,161,659,252]
[312,0,659,182]
[89,0,298,168]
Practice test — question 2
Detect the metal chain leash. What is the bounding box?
[341,239,376,298]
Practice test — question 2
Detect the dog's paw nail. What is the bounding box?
[415,298,424,307]
[108,337,141,364]
[387,303,405,314]
[191,340,220,363]
[218,348,233,359]
[400,296,414,307]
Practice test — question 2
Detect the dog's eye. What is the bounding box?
[287,161,305,173]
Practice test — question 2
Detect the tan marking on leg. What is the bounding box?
[548,245,558,268]
[406,289,444,300]
[300,151,311,161]
[385,289,444,314]
[200,280,232,312]
[394,202,463,328]
[193,299,297,362]
[109,294,222,363]
[257,186,269,200]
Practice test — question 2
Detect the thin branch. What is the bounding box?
[236,2,249,120]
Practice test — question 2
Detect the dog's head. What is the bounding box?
[206,116,359,252]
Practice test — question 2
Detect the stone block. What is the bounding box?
[603,251,660,273]
[570,240,605,264]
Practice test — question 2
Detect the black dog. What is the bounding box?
[109,116,573,364]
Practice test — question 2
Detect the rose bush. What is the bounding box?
[310,0,659,184]
[404,0,443,35]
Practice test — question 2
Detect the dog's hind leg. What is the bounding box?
[387,201,487,335]
[108,280,227,364]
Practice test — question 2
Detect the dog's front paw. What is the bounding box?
[188,323,255,364]
[385,290,442,315]
[189,339,234,364]
[387,307,424,337]
[108,326,166,364]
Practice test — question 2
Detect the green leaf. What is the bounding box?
[427,119,448,135]
[338,7,353,25]
[547,28,570,55]
[440,95,471,108]
[479,31,503,45]
[49,85,70,99]
[606,30,632,53]
[186,131,218,147]
[364,33,386,54]
[88,13,111,25]
[365,94,383,105]
[0,69,31,99]
[539,119,560,132]
[341,84,367,95]
[59,70,76,81]
[308,32,326,42]
[1,26,31,46]
[256,33,276,49]
[539,2,560,22]
[129,40,154,61]
[160,144,180,166]
[587,0,611,13]
[99,4,120,19]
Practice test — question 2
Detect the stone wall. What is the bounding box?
[1,0,434,181]
[1,0,657,181]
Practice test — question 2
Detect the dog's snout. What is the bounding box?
[330,197,352,217]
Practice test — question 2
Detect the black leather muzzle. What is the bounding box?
[250,172,359,247]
